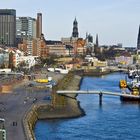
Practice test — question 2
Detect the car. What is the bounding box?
[49,80,57,86]
[28,83,34,87]
[45,80,57,88]
[45,83,53,88]
[43,96,52,100]
[33,98,37,103]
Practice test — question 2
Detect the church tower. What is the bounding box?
[72,18,79,38]
[137,25,140,50]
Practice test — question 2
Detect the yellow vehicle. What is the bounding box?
[119,80,127,88]
[34,79,48,83]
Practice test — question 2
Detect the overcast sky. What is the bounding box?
[1,0,140,47]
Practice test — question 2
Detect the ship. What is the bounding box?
[120,87,140,102]
[119,66,140,102]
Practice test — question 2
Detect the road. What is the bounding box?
[0,71,64,140]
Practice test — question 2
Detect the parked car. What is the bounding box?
[45,80,57,88]
[43,96,52,101]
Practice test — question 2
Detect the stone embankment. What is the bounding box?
[23,104,38,140]
[74,66,127,76]
[23,72,84,140]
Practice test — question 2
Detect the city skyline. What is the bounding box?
[0,0,140,47]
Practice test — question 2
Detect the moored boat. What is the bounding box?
[120,95,140,102]
[120,86,140,102]
[120,64,140,102]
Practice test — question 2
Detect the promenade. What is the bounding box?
[0,70,63,140]
[0,67,119,140]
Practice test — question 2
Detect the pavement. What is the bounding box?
[0,70,64,140]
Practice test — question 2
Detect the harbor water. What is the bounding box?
[34,72,140,140]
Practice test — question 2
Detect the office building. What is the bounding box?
[16,17,36,39]
[0,9,16,47]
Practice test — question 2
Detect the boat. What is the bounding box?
[120,66,140,101]
[128,69,136,79]
[120,95,140,102]
[128,66,140,79]
[120,78,140,102]
[120,86,140,102]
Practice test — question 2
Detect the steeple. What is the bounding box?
[72,17,79,38]
[73,17,77,24]
[137,25,140,50]
[96,34,99,47]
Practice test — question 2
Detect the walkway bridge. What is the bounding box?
[57,90,140,104]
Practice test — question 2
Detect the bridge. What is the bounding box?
[57,90,140,104]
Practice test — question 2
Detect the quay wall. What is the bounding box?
[23,69,123,140]
[74,67,127,77]
[23,104,38,140]
[23,72,84,140]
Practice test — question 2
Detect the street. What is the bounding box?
[0,71,64,140]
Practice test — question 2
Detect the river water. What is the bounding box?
[34,72,140,140]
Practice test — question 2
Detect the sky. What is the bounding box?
[0,0,140,47]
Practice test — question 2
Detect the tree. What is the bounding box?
[40,55,57,66]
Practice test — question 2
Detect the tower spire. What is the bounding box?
[96,34,99,47]
[137,25,140,50]
[72,18,79,38]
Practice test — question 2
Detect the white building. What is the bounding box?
[85,55,98,62]
[115,55,133,65]
[19,56,37,68]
